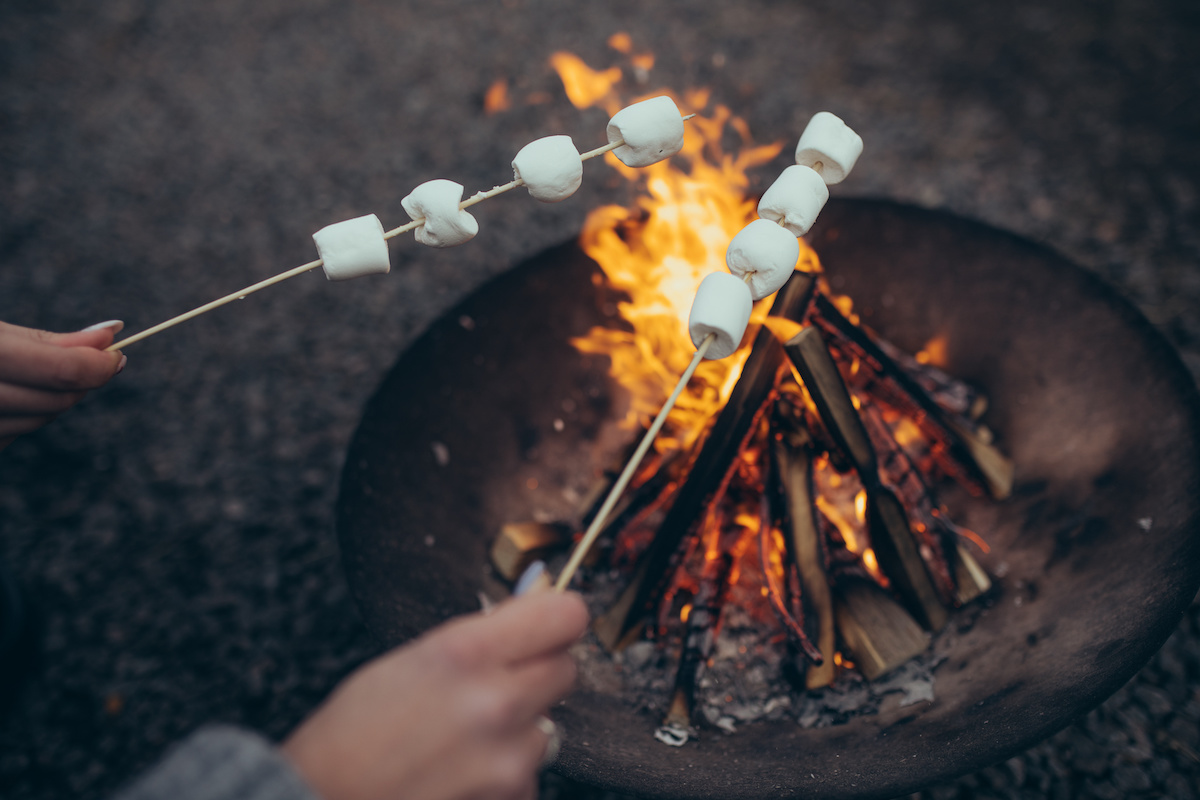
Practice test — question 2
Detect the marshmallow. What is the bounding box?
[725,219,801,301]
[794,111,863,185]
[401,180,479,248]
[757,165,829,237]
[688,271,754,360]
[606,96,685,168]
[313,214,391,281]
[512,135,584,203]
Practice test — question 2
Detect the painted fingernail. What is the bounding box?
[81,320,124,333]
[537,716,561,766]
[116,355,127,374]
[514,560,547,597]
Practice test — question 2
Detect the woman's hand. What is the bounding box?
[0,320,126,450]
[282,588,590,800]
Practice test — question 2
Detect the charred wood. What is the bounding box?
[784,326,949,631]
[812,294,1013,499]
[658,549,734,744]
[858,401,960,606]
[771,432,837,688]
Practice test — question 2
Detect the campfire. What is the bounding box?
[336,44,1200,799]
[485,56,1014,744]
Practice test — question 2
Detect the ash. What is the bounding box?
[572,566,986,745]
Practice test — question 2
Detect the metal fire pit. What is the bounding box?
[335,199,1200,799]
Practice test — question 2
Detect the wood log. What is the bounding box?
[659,551,733,741]
[771,434,837,689]
[594,272,819,649]
[874,335,981,420]
[812,294,1014,499]
[834,577,930,680]
[857,401,959,606]
[490,522,569,581]
[953,544,992,605]
[947,417,1014,499]
[784,326,948,631]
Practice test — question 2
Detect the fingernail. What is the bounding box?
[116,354,127,374]
[514,560,547,597]
[81,320,124,334]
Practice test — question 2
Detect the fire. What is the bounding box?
[483,78,510,115]
[550,53,819,454]
[915,334,949,368]
[548,52,623,111]
[547,51,988,687]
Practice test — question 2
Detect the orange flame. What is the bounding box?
[549,53,623,111]
[483,78,510,115]
[915,334,949,368]
[608,32,633,54]
[551,53,821,453]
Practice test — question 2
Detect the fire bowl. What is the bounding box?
[336,199,1200,799]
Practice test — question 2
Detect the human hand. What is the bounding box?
[282,588,590,800]
[0,320,126,450]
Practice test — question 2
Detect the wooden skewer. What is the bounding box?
[105,259,322,351]
[554,260,748,591]
[555,331,715,591]
[106,116,697,352]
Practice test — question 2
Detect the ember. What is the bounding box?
[504,52,1015,742]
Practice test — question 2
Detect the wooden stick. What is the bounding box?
[105,259,322,351]
[554,332,715,591]
[556,257,772,592]
[772,433,837,688]
[107,115,699,352]
[783,326,949,631]
[659,547,732,742]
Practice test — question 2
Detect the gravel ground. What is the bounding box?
[1,1,1197,798]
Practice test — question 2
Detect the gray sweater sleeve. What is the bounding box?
[114,725,324,800]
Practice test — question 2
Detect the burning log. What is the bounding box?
[594,271,819,649]
[783,326,949,631]
[576,449,685,572]
[757,490,824,665]
[491,522,569,581]
[875,336,983,421]
[813,294,1013,500]
[657,547,734,746]
[857,401,959,606]
[833,577,930,681]
[771,430,837,689]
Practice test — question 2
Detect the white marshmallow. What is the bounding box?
[725,219,801,301]
[794,111,863,185]
[512,135,583,203]
[757,165,829,237]
[313,214,391,281]
[688,271,754,360]
[401,180,479,248]
[606,96,685,168]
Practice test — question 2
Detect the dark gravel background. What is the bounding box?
[1,0,1197,798]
